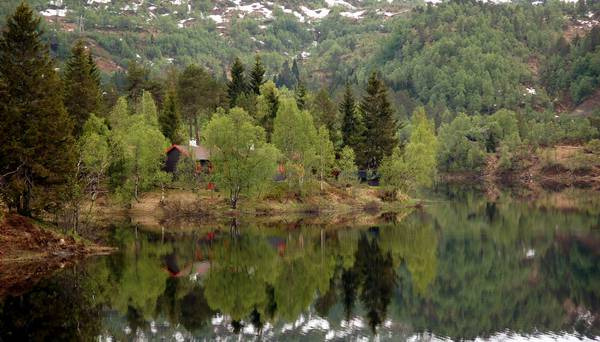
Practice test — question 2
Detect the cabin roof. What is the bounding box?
[166,144,210,161]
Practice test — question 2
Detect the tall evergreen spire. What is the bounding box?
[249,55,265,95]
[64,40,101,136]
[360,72,398,169]
[227,57,247,108]
[340,83,366,166]
[0,3,76,216]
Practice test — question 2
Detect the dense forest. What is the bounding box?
[1,1,600,225]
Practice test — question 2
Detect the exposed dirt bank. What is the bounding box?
[0,213,115,297]
[442,145,600,198]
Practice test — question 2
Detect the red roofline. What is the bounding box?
[166,144,191,157]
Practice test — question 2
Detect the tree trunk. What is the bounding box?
[194,115,200,143]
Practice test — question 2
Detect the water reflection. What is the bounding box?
[0,190,599,340]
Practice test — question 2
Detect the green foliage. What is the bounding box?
[177,64,224,140]
[371,1,567,113]
[249,55,265,95]
[204,107,280,208]
[0,3,76,216]
[542,27,600,104]
[314,126,336,189]
[360,72,398,169]
[79,114,112,183]
[63,40,101,137]
[404,107,439,188]
[256,81,280,142]
[311,88,340,146]
[437,114,487,172]
[272,97,318,189]
[109,96,170,203]
[584,139,600,154]
[227,57,248,108]
[159,90,182,144]
[337,146,359,185]
[340,83,366,167]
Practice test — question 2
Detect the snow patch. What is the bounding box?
[300,6,330,19]
[340,10,365,19]
[40,8,68,17]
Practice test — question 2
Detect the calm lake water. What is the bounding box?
[1,188,599,341]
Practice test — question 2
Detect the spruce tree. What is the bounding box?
[340,83,366,165]
[63,40,101,136]
[261,84,279,142]
[0,4,76,216]
[159,90,182,144]
[126,59,148,102]
[360,72,398,169]
[249,55,265,95]
[292,58,300,84]
[227,57,247,108]
[295,80,307,110]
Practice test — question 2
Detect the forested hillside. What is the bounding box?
[1,0,600,223]
[1,0,599,116]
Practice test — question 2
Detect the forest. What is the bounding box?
[1,1,600,225]
[1,1,600,340]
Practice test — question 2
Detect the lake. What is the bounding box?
[1,187,599,341]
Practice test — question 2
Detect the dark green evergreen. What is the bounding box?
[0,4,76,216]
[295,80,307,110]
[63,40,101,137]
[126,59,148,102]
[360,72,398,169]
[227,57,247,108]
[159,90,182,144]
[340,83,366,164]
[249,55,265,95]
[261,86,279,142]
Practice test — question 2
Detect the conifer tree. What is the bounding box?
[0,4,76,216]
[63,40,101,136]
[227,57,247,108]
[126,60,148,102]
[292,58,300,84]
[311,88,339,142]
[360,72,398,169]
[275,60,295,89]
[88,53,101,86]
[249,55,265,95]
[177,64,223,141]
[295,80,307,110]
[258,81,279,142]
[159,90,182,144]
[340,83,366,166]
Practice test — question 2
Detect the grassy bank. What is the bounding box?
[88,183,416,231]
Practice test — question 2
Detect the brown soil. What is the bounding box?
[444,145,600,198]
[0,213,114,297]
[572,89,600,117]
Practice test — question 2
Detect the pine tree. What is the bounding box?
[0,4,76,216]
[126,59,148,102]
[340,83,366,164]
[295,80,307,110]
[159,90,182,144]
[311,88,339,140]
[260,82,279,142]
[63,40,101,136]
[275,60,294,89]
[249,55,265,95]
[177,64,223,141]
[360,72,398,169]
[291,58,300,84]
[227,57,247,108]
